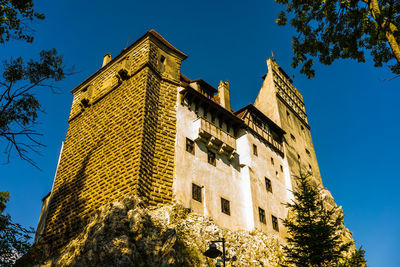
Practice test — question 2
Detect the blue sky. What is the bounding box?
[2,0,399,266]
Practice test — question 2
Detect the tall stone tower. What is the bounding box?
[40,30,187,249]
[255,59,322,187]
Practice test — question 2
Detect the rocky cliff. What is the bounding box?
[34,196,285,266]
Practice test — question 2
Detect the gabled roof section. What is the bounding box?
[147,29,188,60]
[235,104,285,136]
[190,79,218,94]
[71,30,187,93]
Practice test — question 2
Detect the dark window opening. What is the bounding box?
[253,144,258,156]
[272,215,279,231]
[160,55,166,64]
[259,208,266,224]
[305,148,310,155]
[186,138,195,154]
[192,183,202,202]
[208,150,216,166]
[221,198,230,215]
[290,134,296,141]
[265,178,272,193]
[271,157,274,165]
[280,165,283,172]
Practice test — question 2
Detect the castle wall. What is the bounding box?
[41,33,185,249]
[174,96,248,231]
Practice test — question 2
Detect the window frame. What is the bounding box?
[259,207,266,224]
[192,183,202,202]
[186,138,195,154]
[253,144,258,156]
[265,177,272,193]
[221,198,230,215]
[272,215,279,231]
[207,149,216,166]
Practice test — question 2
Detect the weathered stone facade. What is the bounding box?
[40,31,187,250]
[36,30,352,254]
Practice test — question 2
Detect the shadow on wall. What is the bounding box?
[196,141,240,172]
[45,135,105,252]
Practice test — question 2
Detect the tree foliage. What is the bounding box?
[0,49,64,167]
[275,0,400,78]
[0,0,45,43]
[0,0,66,167]
[339,246,367,267]
[0,191,34,266]
[282,173,352,266]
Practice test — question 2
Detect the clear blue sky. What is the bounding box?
[2,1,399,266]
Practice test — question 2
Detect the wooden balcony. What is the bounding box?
[193,118,237,160]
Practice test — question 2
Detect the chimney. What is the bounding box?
[102,53,112,67]
[218,80,231,111]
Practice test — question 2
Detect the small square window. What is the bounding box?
[300,125,304,131]
[160,55,166,64]
[265,178,272,193]
[186,138,195,154]
[259,208,266,224]
[253,144,258,156]
[272,215,279,231]
[221,198,230,215]
[207,150,216,166]
[271,157,274,165]
[192,183,202,202]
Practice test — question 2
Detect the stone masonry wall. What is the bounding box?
[42,35,183,251]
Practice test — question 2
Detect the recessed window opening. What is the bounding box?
[272,215,279,231]
[265,178,272,193]
[221,198,230,215]
[160,55,166,64]
[290,134,296,141]
[192,183,202,202]
[259,208,266,224]
[271,157,274,165]
[253,144,258,156]
[186,138,195,154]
[305,148,311,155]
[207,150,216,166]
[280,165,283,172]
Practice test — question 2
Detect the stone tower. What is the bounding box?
[255,58,322,187]
[40,30,187,249]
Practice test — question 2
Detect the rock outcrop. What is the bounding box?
[37,196,285,266]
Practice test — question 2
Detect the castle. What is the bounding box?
[35,30,341,250]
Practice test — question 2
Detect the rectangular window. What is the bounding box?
[186,138,195,154]
[259,208,266,224]
[221,198,230,215]
[192,183,202,202]
[272,215,279,231]
[280,165,283,172]
[253,144,258,156]
[265,177,272,193]
[207,150,216,166]
[271,157,274,165]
